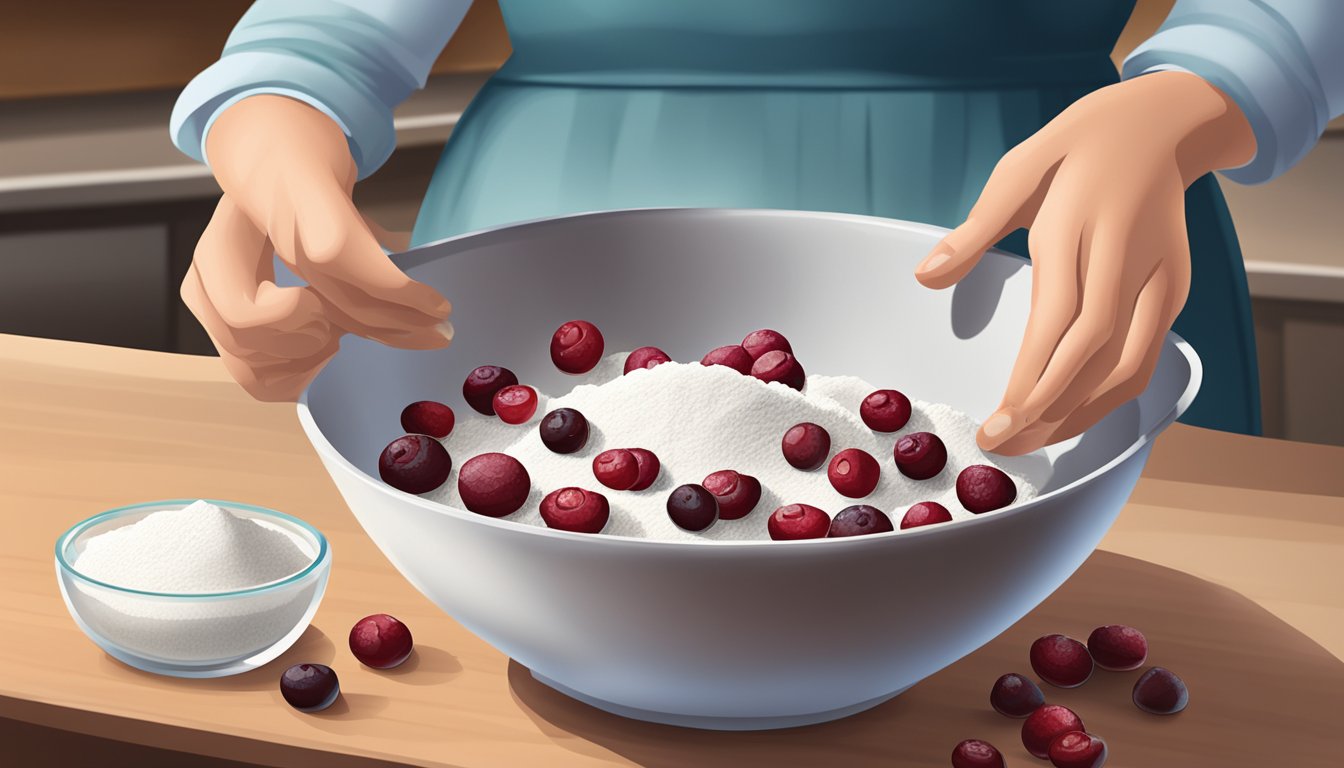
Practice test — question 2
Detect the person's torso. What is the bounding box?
[494,0,1137,89]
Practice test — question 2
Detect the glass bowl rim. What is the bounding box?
[55,498,329,600]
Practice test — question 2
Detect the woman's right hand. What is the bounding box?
[181,95,453,401]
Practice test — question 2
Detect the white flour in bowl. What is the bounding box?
[76,500,311,592]
[430,355,1041,541]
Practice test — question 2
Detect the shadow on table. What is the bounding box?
[506,551,1344,767]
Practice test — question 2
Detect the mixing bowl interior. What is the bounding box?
[305,209,1197,508]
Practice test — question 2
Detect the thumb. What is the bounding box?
[916,148,1048,289]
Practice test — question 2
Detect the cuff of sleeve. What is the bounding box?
[1122,25,1327,185]
[168,50,397,180]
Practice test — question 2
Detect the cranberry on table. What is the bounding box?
[1031,634,1095,688]
[781,422,831,470]
[550,320,605,374]
[900,501,953,530]
[628,448,661,491]
[741,328,792,360]
[1022,705,1085,759]
[349,613,414,669]
[768,504,830,540]
[457,452,531,517]
[280,663,340,712]
[893,431,948,480]
[538,408,590,454]
[956,465,1017,513]
[379,435,451,494]
[593,449,640,490]
[990,672,1045,718]
[950,739,1006,768]
[493,384,539,424]
[462,365,518,415]
[400,400,455,438]
[666,484,719,532]
[1087,624,1148,671]
[1048,731,1108,768]
[751,350,806,391]
[701,470,763,520]
[624,346,672,374]
[828,505,894,537]
[1132,667,1188,715]
[540,487,610,534]
[827,448,881,498]
[701,344,755,374]
[860,389,911,432]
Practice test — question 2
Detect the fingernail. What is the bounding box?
[438,321,455,344]
[982,409,1014,439]
[917,249,951,274]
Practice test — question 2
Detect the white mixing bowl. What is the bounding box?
[297,209,1199,730]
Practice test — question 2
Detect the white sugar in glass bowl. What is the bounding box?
[56,499,331,678]
[297,209,1199,729]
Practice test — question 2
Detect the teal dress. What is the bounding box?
[412,0,1259,435]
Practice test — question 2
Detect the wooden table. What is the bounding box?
[2,334,1341,768]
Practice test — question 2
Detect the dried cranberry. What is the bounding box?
[1048,731,1108,768]
[827,448,881,498]
[1132,667,1188,715]
[280,663,340,712]
[379,435,451,494]
[1030,634,1094,688]
[550,320,605,374]
[956,465,1017,513]
[951,739,1006,768]
[893,432,948,480]
[624,346,671,374]
[741,328,792,360]
[493,384,538,425]
[860,389,911,432]
[1022,705,1085,759]
[751,350,805,391]
[701,344,755,374]
[462,365,518,415]
[768,504,830,540]
[781,422,831,470]
[990,672,1044,718]
[900,501,953,529]
[349,613,414,669]
[701,470,763,520]
[457,452,530,517]
[540,487,610,534]
[628,448,661,491]
[400,400,455,438]
[1087,625,1148,671]
[593,449,640,490]
[538,408,590,454]
[666,484,718,532]
[828,505,893,537]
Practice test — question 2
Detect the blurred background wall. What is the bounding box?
[1,0,1340,445]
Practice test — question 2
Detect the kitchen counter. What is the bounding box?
[1,333,1341,767]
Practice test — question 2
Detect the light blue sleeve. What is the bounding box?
[1122,0,1344,185]
[169,0,472,180]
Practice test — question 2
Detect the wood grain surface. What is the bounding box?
[1,334,1341,768]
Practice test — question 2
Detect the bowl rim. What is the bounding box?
[56,499,330,599]
[296,207,1203,550]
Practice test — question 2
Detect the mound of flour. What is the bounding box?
[430,355,1039,541]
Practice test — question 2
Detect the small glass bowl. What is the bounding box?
[55,499,331,678]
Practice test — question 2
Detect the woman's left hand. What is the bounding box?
[915,71,1256,455]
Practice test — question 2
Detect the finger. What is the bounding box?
[215,335,340,402]
[1045,269,1187,444]
[916,147,1051,289]
[997,191,1085,411]
[289,182,451,324]
[980,220,1129,451]
[193,198,333,359]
